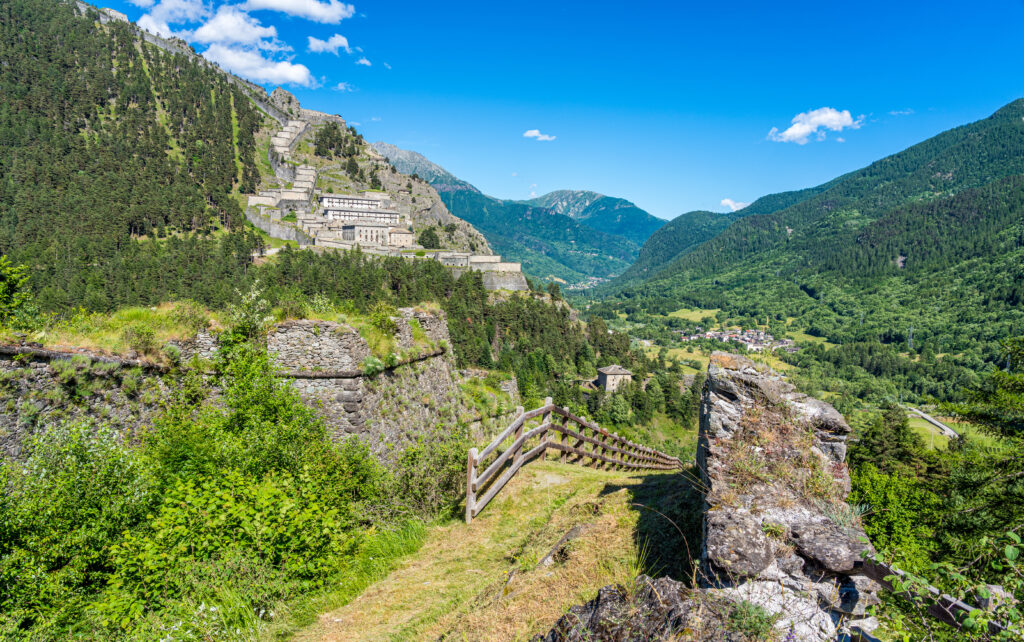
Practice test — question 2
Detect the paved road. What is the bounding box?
[907,407,960,439]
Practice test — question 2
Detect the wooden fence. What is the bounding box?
[465,397,683,523]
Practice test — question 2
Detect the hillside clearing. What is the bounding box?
[289,460,699,642]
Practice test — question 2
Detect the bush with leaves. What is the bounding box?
[0,422,154,635]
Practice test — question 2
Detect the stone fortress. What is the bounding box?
[245,90,528,291]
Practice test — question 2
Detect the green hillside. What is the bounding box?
[610,181,839,285]
[522,190,665,245]
[612,210,743,283]
[441,190,639,282]
[593,99,1024,403]
[0,0,267,311]
[648,99,1024,284]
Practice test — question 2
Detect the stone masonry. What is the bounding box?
[2,309,464,464]
[265,308,463,458]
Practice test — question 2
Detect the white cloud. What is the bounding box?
[721,198,749,212]
[137,0,209,37]
[127,0,155,7]
[242,0,355,23]
[308,33,350,54]
[889,108,914,116]
[383,62,392,69]
[333,81,354,91]
[836,137,846,143]
[203,43,316,86]
[523,129,556,142]
[192,6,282,50]
[370,116,381,121]
[767,107,863,144]
[356,57,371,66]
[511,172,518,177]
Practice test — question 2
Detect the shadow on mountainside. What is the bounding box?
[599,465,705,584]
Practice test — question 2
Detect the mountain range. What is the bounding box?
[373,142,665,285]
[596,99,1024,362]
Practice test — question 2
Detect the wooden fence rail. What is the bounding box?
[465,397,683,523]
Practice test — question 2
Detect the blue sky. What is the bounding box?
[105,0,1024,219]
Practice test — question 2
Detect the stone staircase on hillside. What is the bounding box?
[248,119,318,217]
[271,120,307,157]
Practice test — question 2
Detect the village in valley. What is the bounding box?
[675,327,800,353]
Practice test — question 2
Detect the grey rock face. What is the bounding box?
[704,510,774,579]
[532,576,728,642]
[698,352,879,641]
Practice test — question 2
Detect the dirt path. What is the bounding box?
[294,460,688,641]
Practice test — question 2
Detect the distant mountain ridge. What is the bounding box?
[522,191,666,246]
[371,142,477,193]
[372,142,666,284]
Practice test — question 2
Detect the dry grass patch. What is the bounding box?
[295,461,678,642]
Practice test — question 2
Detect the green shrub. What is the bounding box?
[369,301,398,335]
[386,425,470,519]
[0,255,30,325]
[171,300,210,334]
[122,323,157,355]
[361,355,385,376]
[99,469,357,627]
[0,422,154,635]
[161,343,182,364]
[726,600,778,639]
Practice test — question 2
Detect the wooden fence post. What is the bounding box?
[466,447,478,524]
[512,405,525,467]
[559,412,568,464]
[541,397,552,460]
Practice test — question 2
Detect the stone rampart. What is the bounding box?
[481,272,529,291]
[0,349,169,459]
[266,309,461,457]
[246,209,315,245]
[1,309,463,463]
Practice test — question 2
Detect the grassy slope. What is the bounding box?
[292,459,700,641]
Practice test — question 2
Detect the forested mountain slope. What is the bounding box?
[595,99,1024,376]
[642,99,1024,285]
[0,0,265,311]
[373,142,662,284]
[521,190,665,245]
[611,209,744,283]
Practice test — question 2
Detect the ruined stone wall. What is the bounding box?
[0,351,169,458]
[1,309,466,463]
[697,352,879,641]
[266,309,464,459]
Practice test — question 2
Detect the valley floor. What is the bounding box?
[289,460,695,641]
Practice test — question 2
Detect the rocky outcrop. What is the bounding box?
[533,575,732,641]
[535,353,882,641]
[698,352,879,641]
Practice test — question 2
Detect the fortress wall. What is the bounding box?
[246,208,315,244]
[266,309,462,459]
[2,310,463,464]
[480,272,529,291]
